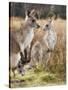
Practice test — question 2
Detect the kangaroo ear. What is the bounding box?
[48,15,55,24]
[25,10,31,17]
[25,10,31,21]
[47,17,52,24]
[25,9,36,19]
[30,9,36,16]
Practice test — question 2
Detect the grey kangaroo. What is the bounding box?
[9,9,40,76]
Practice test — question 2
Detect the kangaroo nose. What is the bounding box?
[37,24,40,28]
[46,24,48,27]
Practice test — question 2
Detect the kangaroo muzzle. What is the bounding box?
[37,24,40,28]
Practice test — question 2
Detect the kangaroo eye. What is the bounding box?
[46,24,49,27]
[32,19,35,22]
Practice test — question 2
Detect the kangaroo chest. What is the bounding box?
[43,30,57,49]
[12,28,34,52]
[23,29,34,49]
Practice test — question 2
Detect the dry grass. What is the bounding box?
[9,17,66,87]
[9,17,24,30]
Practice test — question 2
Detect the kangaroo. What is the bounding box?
[42,18,57,51]
[9,10,40,76]
[28,17,57,68]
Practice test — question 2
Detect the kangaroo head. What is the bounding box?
[43,17,53,31]
[25,9,40,29]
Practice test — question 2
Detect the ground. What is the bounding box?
[10,67,65,88]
